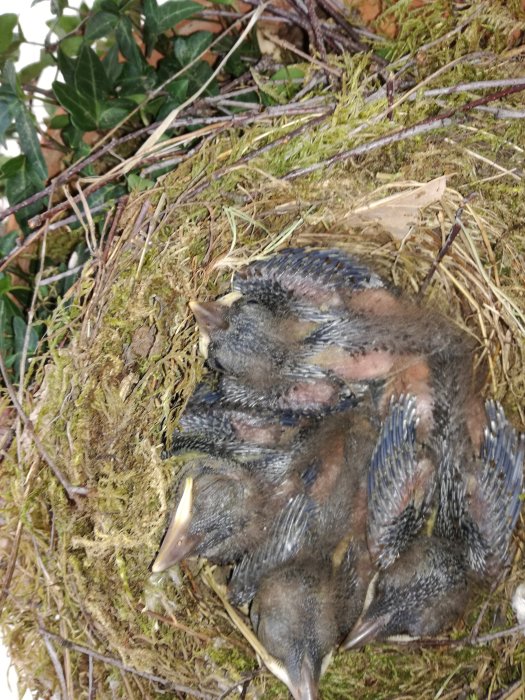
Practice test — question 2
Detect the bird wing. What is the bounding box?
[464,400,524,576]
[233,248,385,307]
[228,494,314,605]
[367,395,435,568]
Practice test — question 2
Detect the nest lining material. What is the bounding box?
[2,22,525,700]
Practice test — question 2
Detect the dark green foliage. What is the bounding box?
[0,0,287,381]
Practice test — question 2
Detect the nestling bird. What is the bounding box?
[151,456,298,569]
[344,396,524,647]
[190,247,483,438]
[226,399,379,700]
[250,543,369,700]
[166,380,309,465]
[227,395,379,605]
[155,388,379,574]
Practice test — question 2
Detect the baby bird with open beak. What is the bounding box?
[344,396,524,647]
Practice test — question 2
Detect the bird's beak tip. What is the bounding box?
[343,614,386,650]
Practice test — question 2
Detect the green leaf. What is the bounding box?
[4,156,46,227]
[0,14,18,53]
[13,315,39,356]
[61,122,83,149]
[0,295,16,357]
[143,0,200,52]
[101,0,121,10]
[0,273,12,295]
[12,102,48,182]
[143,0,160,30]
[0,231,18,257]
[85,10,119,41]
[48,113,69,129]
[117,62,156,96]
[57,47,76,84]
[74,44,110,103]
[48,13,81,39]
[53,81,98,131]
[19,52,55,83]
[174,31,213,65]
[166,78,188,103]
[154,0,200,33]
[115,16,144,69]
[98,99,136,129]
[0,154,24,178]
[2,60,21,96]
[0,93,16,146]
[59,35,83,57]
[101,43,122,87]
[187,60,217,96]
[127,173,155,191]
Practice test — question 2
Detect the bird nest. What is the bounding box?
[2,7,525,699]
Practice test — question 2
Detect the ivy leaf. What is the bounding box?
[143,0,200,53]
[0,92,16,146]
[0,231,18,257]
[13,315,39,356]
[166,78,189,102]
[0,294,17,358]
[3,155,46,228]
[85,10,119,41]
[48,13,81,39]
[74,44,111,103]
[2,60,22,97]
[0,13,18,54]
[102,43,123,87]
[0,273,12,295]
[174,31,213,65]
[12,101,47,182]
[115,16,144,70]
[19,52,55,83]
[127,173,155,191]
[53,81,98,131]
[155,0,200,33]
[187,61,217,96]
[99,98,136,129]
[57,47,76,84]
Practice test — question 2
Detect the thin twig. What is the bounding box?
[182,109,333,201]
[418,78,525,97]
[17,100,329,238]
[264,34,341,76]
[40,629,70,700]
[284,83,525,182]
[0,352,89,500]
[0,519,24,613]
[285,115,454,180]
[418,194,476,298]
[38,264,86,286]
[218,670,262,700]
[471,621,525,645]
[17,223,48,395]
[305,0,327,62]
[316,0,384,59]
[39,628,219,698]
[128,4,268,173]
